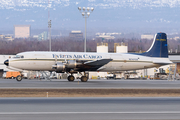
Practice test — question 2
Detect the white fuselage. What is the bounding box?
[8,51,172,72]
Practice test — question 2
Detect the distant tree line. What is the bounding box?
[0,37,180,55]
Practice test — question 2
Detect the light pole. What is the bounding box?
[78,7,94,52]
[48,20,51,51]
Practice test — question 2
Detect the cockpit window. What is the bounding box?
[13,55,24,59]
[13,55,20,58]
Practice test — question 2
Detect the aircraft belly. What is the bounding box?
[121,62,158,71]
[101,62,123,71]
[100,61,157,72]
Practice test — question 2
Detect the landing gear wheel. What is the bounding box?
[81,76,88,82]
[16,75,22,82]
[68,75,75,82]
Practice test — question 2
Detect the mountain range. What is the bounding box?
[0,0,180,35]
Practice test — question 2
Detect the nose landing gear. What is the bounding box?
[16,75,22,82]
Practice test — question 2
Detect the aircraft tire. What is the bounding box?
[81,76,88,82]
[16,75,22,82]
[68,75,75,82]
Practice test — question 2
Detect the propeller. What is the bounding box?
[64,58,67,64]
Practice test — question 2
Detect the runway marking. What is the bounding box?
[0,112,180,115]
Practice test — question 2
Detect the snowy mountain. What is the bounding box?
[0,0,180,34]
[1,0,180,10]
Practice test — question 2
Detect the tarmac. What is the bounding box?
[1,78,180,120]
[0,78,180,89]
[0,97,180,120]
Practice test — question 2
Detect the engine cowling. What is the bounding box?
[66,60,82,69]
[52,62,65,72]
[52,60,82,72]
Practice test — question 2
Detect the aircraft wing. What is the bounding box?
[84,59,113,66]
[77,59,112,71]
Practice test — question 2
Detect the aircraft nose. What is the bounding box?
[4,60,9,66]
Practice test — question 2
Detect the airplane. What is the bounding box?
[4,32,172,82]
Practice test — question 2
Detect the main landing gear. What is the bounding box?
[67,72,89,82]
[80,76,88,82]
[68,75,75,82]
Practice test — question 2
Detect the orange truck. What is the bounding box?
[4,71,21,79]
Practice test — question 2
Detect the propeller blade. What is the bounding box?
[55,55,57,63]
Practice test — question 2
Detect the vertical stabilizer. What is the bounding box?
[141,33,168,58]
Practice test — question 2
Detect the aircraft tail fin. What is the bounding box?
[141,33,168,58]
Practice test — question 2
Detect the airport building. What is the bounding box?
[141,34,154,40]
[114,43,128,53]
[14,25,31,38]
[0,34,14,41]
[96,32,121,40]
[69,31,83,41]
[97,43,108,53]
[96,35,115,40]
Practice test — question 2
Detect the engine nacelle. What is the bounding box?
[52,62,65,72]
[66,60,82,69]
[52,60,82,73]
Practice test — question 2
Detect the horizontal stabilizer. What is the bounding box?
[84,59,113,66]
